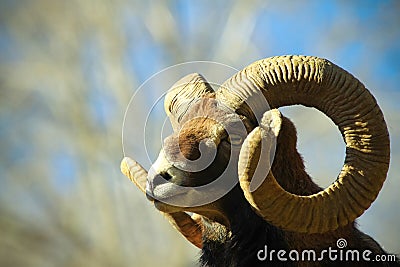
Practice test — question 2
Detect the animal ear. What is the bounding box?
[164,73,214,131]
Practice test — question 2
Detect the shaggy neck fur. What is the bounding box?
[199,194,293,267]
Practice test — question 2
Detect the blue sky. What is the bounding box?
[121,1,400,94]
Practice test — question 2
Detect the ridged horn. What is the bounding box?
[217,55,390,233]
[165,73,214,130]
[120,157,203,248]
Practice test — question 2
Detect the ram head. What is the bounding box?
[121,55,396,266]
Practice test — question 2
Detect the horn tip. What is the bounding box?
[120,156,134,177]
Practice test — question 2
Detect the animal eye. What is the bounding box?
[228,134,243,146]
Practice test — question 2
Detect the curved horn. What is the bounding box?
[165,73,214,130]
[217,55,390,233]
[120,157,203,248]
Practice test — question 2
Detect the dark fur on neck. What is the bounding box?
[200,195,293,267]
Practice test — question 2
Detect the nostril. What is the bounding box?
[160,171,172,181]
[152,172,172,187]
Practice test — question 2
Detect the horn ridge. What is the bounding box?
[222,55,390,233]
[165,73,214,130]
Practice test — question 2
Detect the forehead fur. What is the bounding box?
[174,117,225,161]
[164,97,249,162]
[179,116,225,142]
[179,98,225,124]
[179,97,246,130]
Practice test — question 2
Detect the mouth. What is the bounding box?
[145,179,191,213]
[146,177,185,200]
[146,177,231,227]
[153,200,184,213]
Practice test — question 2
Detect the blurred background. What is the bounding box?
[0,0,399,266]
